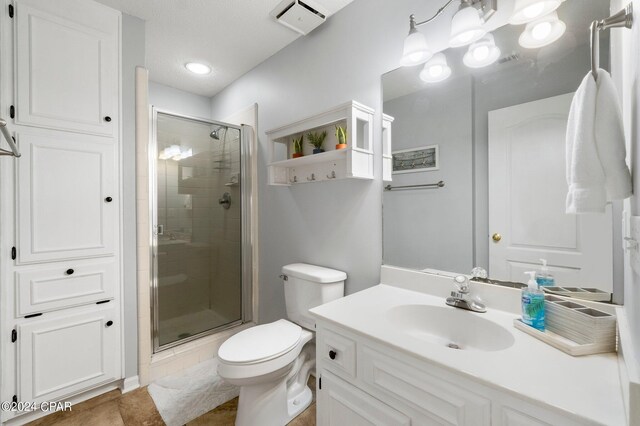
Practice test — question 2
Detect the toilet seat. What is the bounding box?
[218,319,302,365]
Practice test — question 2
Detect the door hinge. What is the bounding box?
[11,328,17,343]
[11,246,16,260]
[9,105,14,119]
[319,377,322,390]
[8,4,13,18]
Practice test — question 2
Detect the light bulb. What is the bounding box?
[531,21,552,40]
[449,5,486,47]
[401,28,432,66]
[473,45,490,61]
[429,65,444,77]
[419,53,451,83]
[463,33,501,68]
[509,0,561,25]
[519,11,566,48]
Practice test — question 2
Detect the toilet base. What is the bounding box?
[287,385,312,423]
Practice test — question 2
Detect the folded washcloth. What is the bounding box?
[566,69,632,213]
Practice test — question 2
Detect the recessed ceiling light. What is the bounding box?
[185,62,211,75]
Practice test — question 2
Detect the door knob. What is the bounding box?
[329,350,337,360]
[104,116,112,122]
[492,233,502,242]
[106,320,113,327]
[66,268,74,275]
[105,196,113,202]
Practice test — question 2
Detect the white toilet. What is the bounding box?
[217,263,346,426]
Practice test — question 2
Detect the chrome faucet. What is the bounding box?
[446,275,487,313]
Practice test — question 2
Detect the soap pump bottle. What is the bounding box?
[536,259,555,287]
[522,271,545,331]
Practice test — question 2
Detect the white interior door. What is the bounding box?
[488,93,613,291]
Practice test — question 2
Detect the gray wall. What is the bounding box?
[209,0,433,323]
[122,13,145,378]
[383,75,474,272]
[149,81,212,119]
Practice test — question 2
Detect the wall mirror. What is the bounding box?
[382,0,623,303]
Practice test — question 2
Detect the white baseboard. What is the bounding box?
[120,375,141,394]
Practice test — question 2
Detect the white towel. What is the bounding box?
[566,69,632,213]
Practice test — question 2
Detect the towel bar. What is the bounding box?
[591,3,633,82]
[0,118,20,158]
[384,181,445,191]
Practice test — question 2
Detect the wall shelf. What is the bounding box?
[266,100,375,186]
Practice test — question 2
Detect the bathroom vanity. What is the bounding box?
[310,267,628,426]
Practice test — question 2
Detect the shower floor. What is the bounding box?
[158,309,237,347]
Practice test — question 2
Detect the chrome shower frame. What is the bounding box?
[149,107,254,353]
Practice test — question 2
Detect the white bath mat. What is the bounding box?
[148,358,239,426]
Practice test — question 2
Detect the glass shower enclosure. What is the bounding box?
[150,109,251,352]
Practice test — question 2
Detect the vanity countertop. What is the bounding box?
[310,283,625,425]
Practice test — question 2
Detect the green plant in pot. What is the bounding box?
[307,130,327,154]
[335,125,347,150]
[292,135,304,158]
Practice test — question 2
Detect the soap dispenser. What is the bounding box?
[536,259,555,287]
[522,271,545,331]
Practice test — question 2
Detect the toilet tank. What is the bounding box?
[282,263,346,330]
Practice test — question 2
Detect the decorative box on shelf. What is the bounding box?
[266,100,375,186]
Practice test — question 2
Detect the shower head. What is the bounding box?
[210,126,227,140]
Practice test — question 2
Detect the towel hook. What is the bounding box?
[591,3,633,81]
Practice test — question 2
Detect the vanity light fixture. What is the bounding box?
[509,0,561,25]
[185,62,212,75]
[419,53,452,82]
[518,11,566,48]
[401,0,497,67]
[463,33,501,68]
[400,15,433,66]
[449,3,487,47]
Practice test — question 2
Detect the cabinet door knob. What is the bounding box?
[105,197,113,202]
[492,233,502,242]
[329,350,337,360]
[106,320,113,327]
[104,116,112,122]
[66,268,74,275]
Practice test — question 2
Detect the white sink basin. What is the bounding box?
[386,304,515,352]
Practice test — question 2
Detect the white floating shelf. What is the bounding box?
[266,100,375,186]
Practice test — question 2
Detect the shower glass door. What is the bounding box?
[152,110,245,351]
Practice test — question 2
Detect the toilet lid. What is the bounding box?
[218,319,302,364]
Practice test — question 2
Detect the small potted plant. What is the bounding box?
[335,125,347,150]
[292,135,304,158]
[307,130,327,154]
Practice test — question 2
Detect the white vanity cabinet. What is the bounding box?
[316,322,600,426]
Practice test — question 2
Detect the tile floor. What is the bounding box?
[26,378,316,426]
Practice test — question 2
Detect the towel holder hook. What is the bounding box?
[591,3,634,81]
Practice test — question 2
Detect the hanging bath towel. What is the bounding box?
[566,69,632,213]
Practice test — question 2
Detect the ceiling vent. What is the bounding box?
[270,0,327,35]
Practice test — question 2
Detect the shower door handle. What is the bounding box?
[156,224,164,236]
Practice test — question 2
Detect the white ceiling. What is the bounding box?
[96,0,354,97]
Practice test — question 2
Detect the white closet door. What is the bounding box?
[17,307,119,404]
[16,130,117,263]
[15,0,119,137]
